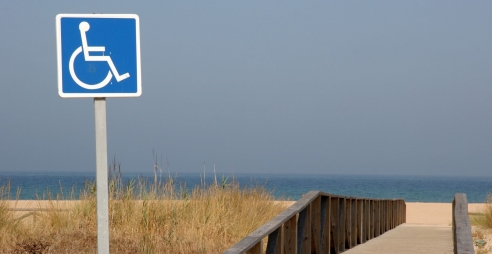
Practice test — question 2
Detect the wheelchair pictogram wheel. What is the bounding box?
[69,46,113,90]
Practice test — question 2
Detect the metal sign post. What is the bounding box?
[56,14,141,254]
[94,97,109,253]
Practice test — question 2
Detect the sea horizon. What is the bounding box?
[0,171,490,203]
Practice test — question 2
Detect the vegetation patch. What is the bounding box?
[470,193,492,254]
[0,168,286,253]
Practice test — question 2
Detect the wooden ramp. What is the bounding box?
[344,224,453,254]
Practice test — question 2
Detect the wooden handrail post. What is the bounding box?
[381,201,385,234]
[345,198,352,249]
[284,214,297,254]
[384,200,389,233]
[339,198,346,252]
[453,193,473,254]
[223,192,406,254]
[374,200,380,237]
[351,199,357,247]
[246,241,262,254]
[385,200,390,232]
[367,200,376,240]
[357,199,363,245]
[265,227,282,254]
[330,197,340,254]
[297,204,311,253]
[364,199,370,242]
[311,196,322,253]
[321,196,330,253]
[394,201,397,228]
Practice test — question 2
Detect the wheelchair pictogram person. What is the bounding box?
[69,21,130,90]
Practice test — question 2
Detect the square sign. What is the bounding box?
[56,14,141,98]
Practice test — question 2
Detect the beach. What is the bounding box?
[5,200,489,253]
[7,200,486,225]
[275,201,485,225]
[406,202,485,225]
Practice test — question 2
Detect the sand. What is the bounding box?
[405,202,485,225]
[7,200,486,226]
[6,200,79,210]
[5,200,490,253]
[274,201,486,225]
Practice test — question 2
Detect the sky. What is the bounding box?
[0,1,491,177]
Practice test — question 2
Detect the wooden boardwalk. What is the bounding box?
[344,224,453,254]
[224,192,476,254]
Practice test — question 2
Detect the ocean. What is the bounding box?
[0,171,491,203]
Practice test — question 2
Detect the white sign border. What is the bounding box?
[56,14,141,98]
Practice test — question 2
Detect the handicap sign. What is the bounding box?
[56,14,141,98]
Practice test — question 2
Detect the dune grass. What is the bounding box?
[0,171,287,253]
[470,193,492,228]
[470,193,492,254]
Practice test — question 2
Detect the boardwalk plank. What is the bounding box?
[343,224,453,254]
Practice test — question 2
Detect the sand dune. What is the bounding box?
[406,202,485,225]
[7,200,486,225]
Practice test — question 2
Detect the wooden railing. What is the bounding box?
[223,191,405,254]
[452,193,474,254]
[7,208,69,224]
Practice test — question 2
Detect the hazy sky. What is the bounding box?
[1,1,491,176]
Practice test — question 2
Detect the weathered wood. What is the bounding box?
[402,200,406,224]
[404,200,407,223]
[265,229,278,254]
[403,201,406,223]
[224,191,319,254]
[339,198,346,252]
[357,199,363,245]
[381,200,388,234]
[265,227,282,254]
[394,201,397,227]
[398,200,402,225]
[223,191,406,254]
[391,200,394,229]
[452,193,473,254]
[311,196,321,253]
[246,241,262,254]
[398,201,401,225]
[383,200,388,233]
[351,199,357,247]
[379,201,384,234]
[321,196,331,253]
[342,224,453,253]
[345,198,352,249]
[224,236,262,254]
[369,200,374,240]
[374,201,380,237]
[8,208,69,211]
[331,197,340,254]
[390,201,395,229]
[284,215,297,254]
[380,200,384,234]
[393,201,397,228]
[363,200,370,242]
[386,200,390,231]
[297,205,311,254]
[384,200,388,231]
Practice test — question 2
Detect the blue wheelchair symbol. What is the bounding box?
[70,21,130,90]
[56,14,141,98]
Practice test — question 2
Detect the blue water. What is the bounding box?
[0,171,491,203]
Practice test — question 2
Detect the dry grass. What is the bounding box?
[470,193,492,254]
[471,227,492,254]
[0,171,287,253]
[470,194,492,227]
[0,183,24,250]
